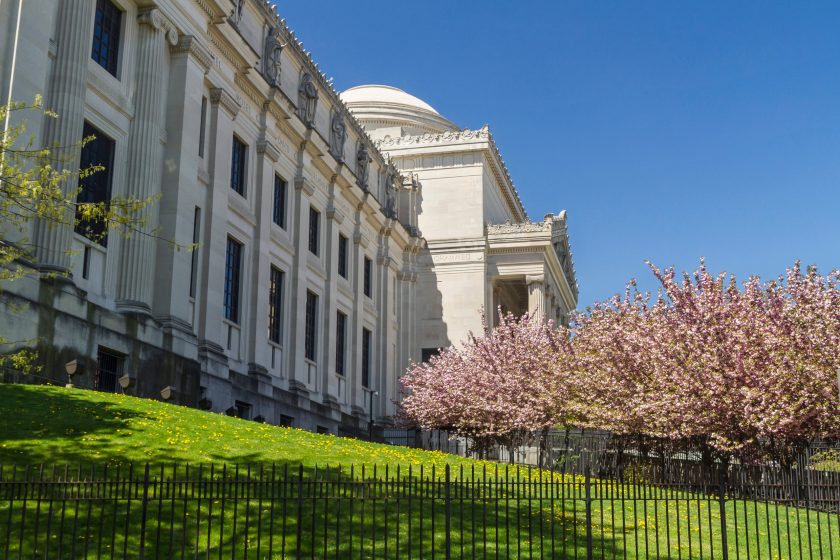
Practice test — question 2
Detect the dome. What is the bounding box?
[342,85,440,115]
[340,84,458,135]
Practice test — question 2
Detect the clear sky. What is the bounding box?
[276,1,840,309]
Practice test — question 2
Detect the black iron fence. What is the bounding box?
[1,462,838,559]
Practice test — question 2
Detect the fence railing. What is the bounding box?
[1,462,837,559]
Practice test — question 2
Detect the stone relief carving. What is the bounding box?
[486,222,551,235]
[356,143,370,188]
[375,126,490,148]
[262,26,283,86]
[230,0,245,25]
[297,73,318,126]
[329,111,346,161]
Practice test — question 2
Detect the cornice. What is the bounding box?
[376,125,526,222]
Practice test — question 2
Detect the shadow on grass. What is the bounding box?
[0,385,152,466]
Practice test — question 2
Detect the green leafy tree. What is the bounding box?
[0,97,162,371]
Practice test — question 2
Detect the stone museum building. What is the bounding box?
[0,0,578,434]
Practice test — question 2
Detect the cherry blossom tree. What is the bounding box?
[573,261,840,464]
[400,310,577,458]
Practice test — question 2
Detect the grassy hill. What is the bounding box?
[0,384,834,559]
[0,384,482,470]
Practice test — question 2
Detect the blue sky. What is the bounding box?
[276,1,840,309]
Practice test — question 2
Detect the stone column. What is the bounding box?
[246,139,281,375]
[527,274,546,322]
[33,0,97,274]
[115,9,178,313]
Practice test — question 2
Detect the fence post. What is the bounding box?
[585,471,593,560]
[444,464,451,560]
[296,464,304,560]
[138,463,151,560]
[718,475,729,560]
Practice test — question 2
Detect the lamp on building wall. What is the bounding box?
[64,359,79,388]
[160,386,176,401]
[118,373,136,393]
[368,390,379,442]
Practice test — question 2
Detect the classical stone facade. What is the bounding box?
[342,86,579,352]
[0,0,577,433]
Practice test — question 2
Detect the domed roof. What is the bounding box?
[340,84,458,135]
[342,85,440,115]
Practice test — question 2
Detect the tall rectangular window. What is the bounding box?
[304,291,318,361]
[308,206,320,255]
[362,328,372,388]
[273,175,287,228]
[337,234,348,278]
[189,207,200,298]
[363,257,373,297]
[268,267,284,343]
[335,311,347,376]
[91,0,122,76]
[230,136,247,196]
[76,122,115,246]
[198,96,207,158]
[224,237,242,323]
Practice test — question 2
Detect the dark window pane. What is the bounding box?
[269,267,284,343]
[230,137,247,195]
[363,257,372,297]
[308,207,320,255]
[91,0,122,76]
[362,328,372,388]
[421,348,440,363]
[273,175,287,228]
[198,96,207,158]
[304,291,318,361]
[335,311,346,376]
[224,237,242,323]
[75,122,115,246]
[337,234,348,278]
[189,207,200,298]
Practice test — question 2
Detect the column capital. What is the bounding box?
[137,8,179,46]
[294,174,315,195]
[209,87,242,119]
[256,140,281,163]
[526,274,545,286]
[171,35,214,73]
[325,204,345,225]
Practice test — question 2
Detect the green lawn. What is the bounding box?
[0,384,485,469]
[0,384,836,558]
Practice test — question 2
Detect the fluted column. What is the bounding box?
[115,9,178,313]
[527,274,546,321]
[33,0,97,274]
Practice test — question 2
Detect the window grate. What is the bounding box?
[95,348,124,393]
